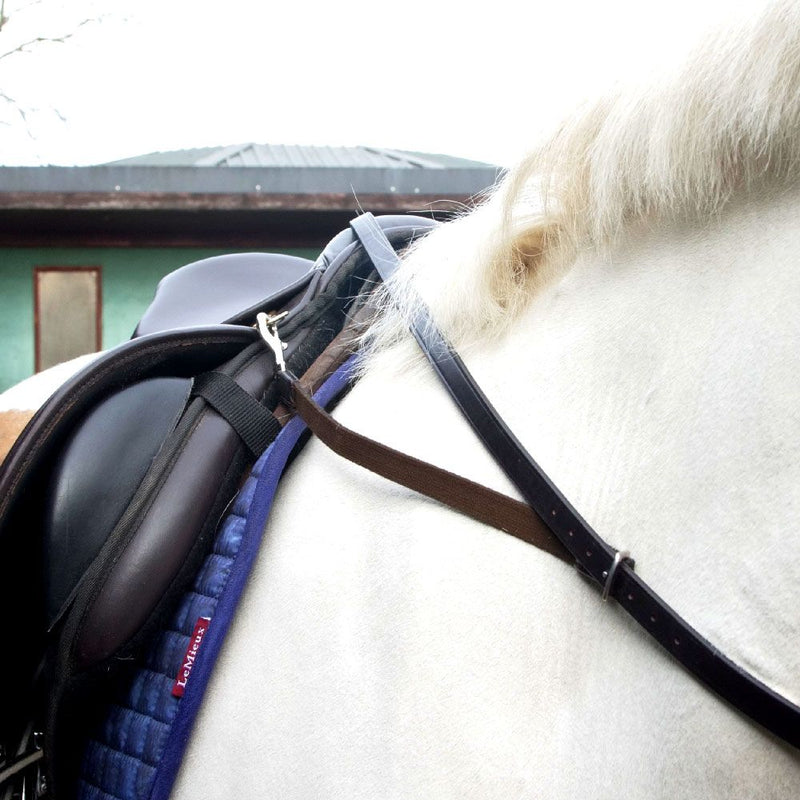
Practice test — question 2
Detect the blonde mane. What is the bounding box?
[365,0,800,361]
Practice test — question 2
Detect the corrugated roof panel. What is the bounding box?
[103,144,497,171]
[314,146,336,167]
[240,147,261,167]
[0,161,504,198]
[368,147,444,169]
[324,146,347,167]
[193,144,246,166]
[237,144,414,169]
[249,143,271,166]
[107,147,220,167]
[288,145,310,167]
[360,148,390,168]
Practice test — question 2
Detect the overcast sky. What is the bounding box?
[0,0,769,168]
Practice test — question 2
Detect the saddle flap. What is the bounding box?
[44,376,192,629]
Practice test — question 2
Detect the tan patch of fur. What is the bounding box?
[0,410,34,465]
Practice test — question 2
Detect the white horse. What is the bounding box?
[4,4,799,796]
[169,3,800,798]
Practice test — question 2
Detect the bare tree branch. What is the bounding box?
[0,16,95,62]
[0,5,107,146]
[0,88,35,137]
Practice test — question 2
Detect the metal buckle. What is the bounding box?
[256,311,288,373]
[0,739,44,792]
[601,550,633,602]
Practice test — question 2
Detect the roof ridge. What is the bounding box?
[194,143,251,167]
[360,146,444,169]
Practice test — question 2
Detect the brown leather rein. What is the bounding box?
[268,213,800,751]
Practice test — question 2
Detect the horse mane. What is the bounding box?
[363,0,800,363]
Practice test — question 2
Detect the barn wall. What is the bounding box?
[0,245,318,392]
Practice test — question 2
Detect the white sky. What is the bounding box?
[0,0,770,168]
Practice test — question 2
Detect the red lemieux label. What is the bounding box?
[172,616,211,698]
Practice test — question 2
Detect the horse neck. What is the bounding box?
[480,183,800,698]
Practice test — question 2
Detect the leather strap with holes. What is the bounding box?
[348,212,800,750]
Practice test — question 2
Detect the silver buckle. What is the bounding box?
[256,311,288,373]
[601,550,633,602]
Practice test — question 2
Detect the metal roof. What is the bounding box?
[0,144,502,248]
[0,145,504,245]
[0,164,501,197]
[106,144,494,171]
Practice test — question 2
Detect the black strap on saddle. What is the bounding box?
[346,212,800,751]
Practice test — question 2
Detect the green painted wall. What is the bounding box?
[0,246,319,392]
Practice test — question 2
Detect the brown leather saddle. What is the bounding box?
[0,215,436,796]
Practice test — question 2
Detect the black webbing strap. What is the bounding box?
[349,211,800,750]
[192,371,281,457]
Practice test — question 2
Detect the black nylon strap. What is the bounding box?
[192,371,280,457]
[350,211,800,749]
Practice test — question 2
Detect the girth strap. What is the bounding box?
[349,212,800,750]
